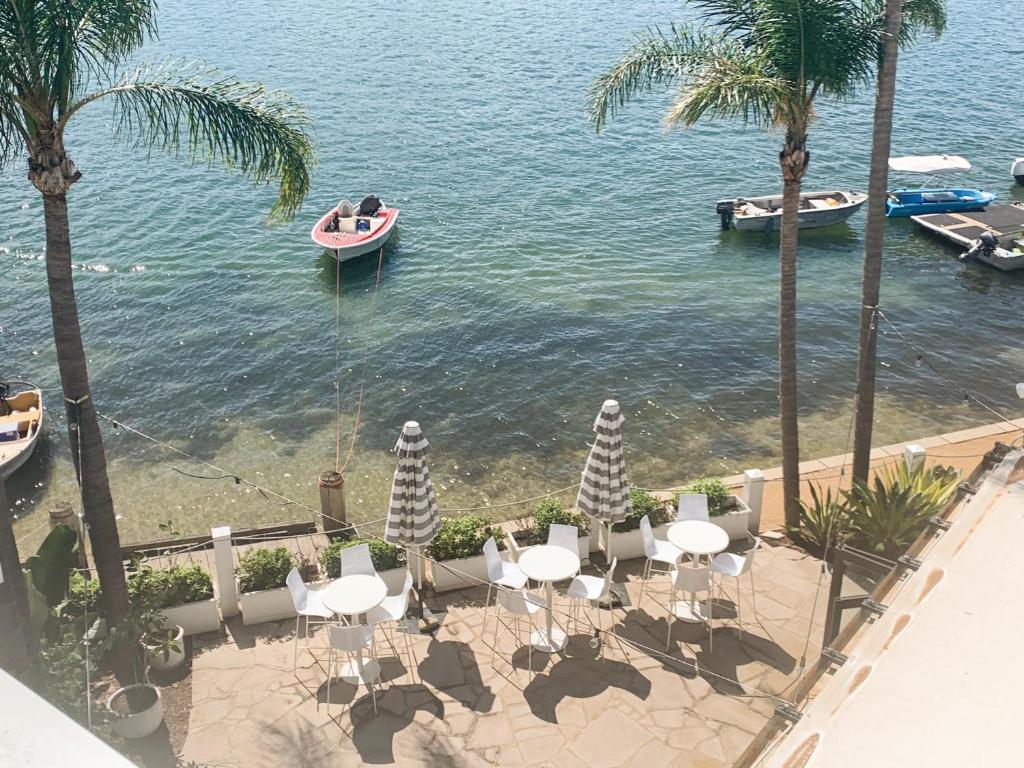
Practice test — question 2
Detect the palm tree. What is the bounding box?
[588,0,878,532]
[0,1,315,681]
[851,0,946,483]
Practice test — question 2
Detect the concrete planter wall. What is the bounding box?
[709,496,753,541]
[429,554,490,593]
[238,583,295,625]
[597,521,673,561]
[159,598,221,636]
[508,529,591,565]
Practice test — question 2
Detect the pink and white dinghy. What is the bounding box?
[310,194,399,262]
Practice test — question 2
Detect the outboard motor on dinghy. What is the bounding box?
[962,230,999,262]
[357,194,382,217]
[716,200,735,230]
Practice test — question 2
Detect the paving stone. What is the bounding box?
[569,709,652,768]
[465,712,515,750]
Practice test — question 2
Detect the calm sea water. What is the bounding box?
[4,0,1023,546]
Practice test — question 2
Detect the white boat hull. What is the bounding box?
[720,190,867,232]
[0,384,43,479]
[333,225,396,262]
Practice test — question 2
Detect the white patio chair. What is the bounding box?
[710,536,762,626]
[325,624,379,716]
[340,543,378,578]
[483,536,528,628]
[547,523,581,566]
[367,570,418,680]
[676,493,710,523]
[567,558,619,658]
[666,564,713,651]
[286,567,334,671]
[490,588,546,680]
[638,515,683,608]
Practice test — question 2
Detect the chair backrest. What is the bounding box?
[547,523,580,559]
[736,537,762,576]
[676,493,710,523]
[340,543,377,578]
[639,515,657,558]
[496,588,539,616]
[483,536,503,582]
[395,570,414,614]
[327,623,373,652]
[673,564,711,593]
[285,567,307,612]
[337,199,354,218]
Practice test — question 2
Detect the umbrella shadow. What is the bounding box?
[417,638,496,713]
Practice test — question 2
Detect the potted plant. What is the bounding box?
[507,499,591,563]
[128,563,219,636]
[425,515,506,592]
[598,489,673,559]
[105,606,169,739]
[685,477,752,540]
[319,537,407,592]
[107,683,164,740]
[236,547,313,625]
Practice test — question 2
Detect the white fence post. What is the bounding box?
[211,526,238,618]
[903,444,926,472]
[743,469,765,534]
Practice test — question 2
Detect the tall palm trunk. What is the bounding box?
[0,476,31,667]
[852,1,903,484]
[778,131,808,533]
[42,193,134,683]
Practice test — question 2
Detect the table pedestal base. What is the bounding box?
[670,600,708,623]
[530,625,567,652]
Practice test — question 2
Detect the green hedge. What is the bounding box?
[319,537,405,578]
[236,547,295,593]
[682,477,731,517]
[611,488,671,532]
[128,564,214,609]
[528,498,589,544]
[425,516,505,562]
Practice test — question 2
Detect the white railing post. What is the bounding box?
[743,469,765,534]
[903,444,926,472]
[211,526,238,618]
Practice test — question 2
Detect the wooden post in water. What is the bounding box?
[49,500,89,573]
[318,471,351,540]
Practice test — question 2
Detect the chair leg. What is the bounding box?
[325,648,333,716]
[665,585,675,652]
[293,614,301,671]
[749,570,758,622]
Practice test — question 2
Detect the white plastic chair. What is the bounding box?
[325,624,378,715]
[638,515,683,608]
[286,567,335,671]
[490,588,546,680]
[666,564,713,651]
[367,571,418,679]
[547,523,581,565]
[340,543,378,579]
[676,493,710,523]
[483,536,528,627]
[567,558,619,657]
[710,537,762,626]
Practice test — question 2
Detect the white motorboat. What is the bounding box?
[0,381,43,479]
[310,195,399,262]
[1012,158,1024,185]
[716,190,867,232]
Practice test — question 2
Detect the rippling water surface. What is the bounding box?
[4,0,1023,545]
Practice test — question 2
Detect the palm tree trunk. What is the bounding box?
[778,134,808,533]
[852,1,903,484]
[0,475,31,668]
[42,193,134,683]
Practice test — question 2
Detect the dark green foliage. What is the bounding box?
[63,572,102,620]
[531,498,589,543]
[612,489,671,533]
[319,538,406,579]
[796,482,845,554]
[236,547,295,593]
[25,525,80,608]
[683,478,731,517]
[128,564,214,609]
[425,516,505,562]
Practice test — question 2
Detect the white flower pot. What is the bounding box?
[598,521,673,561]
[710,496,753,540]
[108,684,163,740]
[158,598,221,636]
[143,625,186,672]
[508,530,591,565]
[238,583,296,625]
[429,553,490,593]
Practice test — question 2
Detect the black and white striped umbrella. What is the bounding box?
[576,399,632,560]
[384,421,440,588]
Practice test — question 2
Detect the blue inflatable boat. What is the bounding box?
[886,187,996,217]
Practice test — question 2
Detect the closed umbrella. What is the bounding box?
[384,421,441,590]
[576,399,632,563]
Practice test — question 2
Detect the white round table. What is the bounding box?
[517,545,580,652]
[319,574,388,682]
[666,521,728,623]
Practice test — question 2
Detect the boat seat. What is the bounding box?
[0,408,38,430]
[335,216,384,235]
[743,203,768,215]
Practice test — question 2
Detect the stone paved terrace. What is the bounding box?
[181,543,825,768]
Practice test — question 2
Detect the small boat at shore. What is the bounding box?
[310,195,399,262]
[886,155,994,217]
[716,190,867,232]
[911,203,1024,272]
[0,381,43,479]
[1012,158,1024,185]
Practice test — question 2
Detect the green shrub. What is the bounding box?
[532,498,589,543]
[425,516,505,561]
[796,483,845,554]
[62,572,102,620]
[128,564,214,609]
[236,547,295,592]
[319,537,406,578]
[683,477,731,517]
[611,488,671,533]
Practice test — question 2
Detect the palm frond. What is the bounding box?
[899,0,947,41]
[587,24,726,132]
[65,62,317,222]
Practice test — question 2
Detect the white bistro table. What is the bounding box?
[516,545,580,653]
[319,574,388,682]
[666,520,728,623]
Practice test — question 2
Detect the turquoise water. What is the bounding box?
[4,0,1024,545]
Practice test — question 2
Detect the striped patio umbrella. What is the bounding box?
[576,399,632,562]
[384,420,440,588]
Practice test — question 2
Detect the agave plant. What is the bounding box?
[842,462,959,557]
[796,482,846,555]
